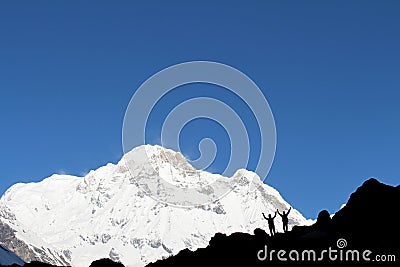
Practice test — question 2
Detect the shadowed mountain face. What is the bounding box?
[0,243,25,266]
[148,178,400,267]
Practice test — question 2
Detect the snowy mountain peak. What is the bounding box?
[122,145,264,189]
[0,145,310,267]
[122,145,194,169]
[231,168,262,183]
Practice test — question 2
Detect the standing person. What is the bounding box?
[262,211,277,236]
[277,207,292,232]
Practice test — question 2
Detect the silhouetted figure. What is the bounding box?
[262,211,277,236]
[277,207,291,232]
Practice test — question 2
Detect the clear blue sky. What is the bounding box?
[1,1,399,219]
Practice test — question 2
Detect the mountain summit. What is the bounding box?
[0,145,309,267]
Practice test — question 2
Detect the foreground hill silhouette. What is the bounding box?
[148,178,400,267]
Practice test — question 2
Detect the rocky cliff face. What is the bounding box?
[0,208,70,265]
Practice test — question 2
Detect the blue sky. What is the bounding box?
[0,1,399,219]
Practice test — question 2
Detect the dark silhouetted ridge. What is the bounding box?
[148,178,400,267]
[89,259,124,267]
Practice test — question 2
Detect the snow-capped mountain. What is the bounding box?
[0,145,309,267]
[0,244,24,266]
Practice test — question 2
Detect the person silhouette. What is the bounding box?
[277,207,292,232]
[262,211,277,236]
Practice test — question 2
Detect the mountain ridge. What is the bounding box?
[0,145,309,267]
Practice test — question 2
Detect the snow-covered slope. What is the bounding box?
[0,244,24,266]
[0,145,309,267]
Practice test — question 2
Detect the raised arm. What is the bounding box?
[277,209,283,217]
[272,211,277,219]
[262,213,268,220]
[287,207,292,214]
